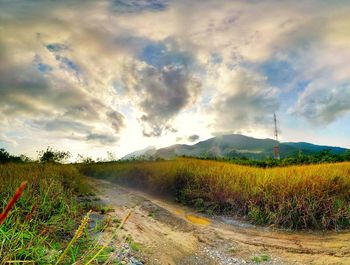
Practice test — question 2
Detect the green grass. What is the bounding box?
[80,158,350,230]
[0,163,109,264]
[125,235,141,252]
[251,254,270,263]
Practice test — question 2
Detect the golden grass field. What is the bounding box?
[81,158,350,230]
[2,159,350,263]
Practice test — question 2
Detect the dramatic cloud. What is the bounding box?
[292,81,350,124]
[188,134,199,142]
[86,133,119,144]
[111,0,170,13]
[122,40,201,136]
[209,68,279,132]
[1,0,350,158]
[107,110,125,133]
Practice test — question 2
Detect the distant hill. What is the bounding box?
[121,146,157,160]
[122,134,348,160]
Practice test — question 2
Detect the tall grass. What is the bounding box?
[81,158,350,230]
[0,163,92,264]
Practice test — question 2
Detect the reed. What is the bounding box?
[0,181,27,225]
[0,163,91,263]
[81,158,350,230]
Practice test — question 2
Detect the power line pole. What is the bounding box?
[273,113,280,160]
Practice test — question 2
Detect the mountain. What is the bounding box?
[282,142,347,155]
[121,146,157,160]
[122,134,348,160]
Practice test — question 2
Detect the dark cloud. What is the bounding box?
[32,118,91,133]
[62,99,105,121]
[188,134,199,142]
[107,110,125,133]
[293,82,350,124]
[213,69,279,131]
[123,40,201,137]
[137,65,200,136]
[86,133,119,144]
[0,64,51,116]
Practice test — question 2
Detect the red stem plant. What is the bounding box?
[0,181,27,225]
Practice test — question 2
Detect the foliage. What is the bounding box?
[37,146,71,163]
[0,163,93,263]
[180,148,350,168]
[0,148,31,163]
[76,154,95,164]
[80,158,350,230]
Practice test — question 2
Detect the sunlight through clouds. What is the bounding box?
[1,0,350,158]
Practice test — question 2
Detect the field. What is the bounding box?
[0,163,101,264]
[2,158,350,263]
[81,158,350,230]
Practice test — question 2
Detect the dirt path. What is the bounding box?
[88,178,350,265]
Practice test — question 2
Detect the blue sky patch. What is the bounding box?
[139,41,192,68]
[46,43,68,53]
[55,55,80,77]
[33,55,52,73]
[111,0,169,13]
[260,59,296,88]
[210,53,223,65]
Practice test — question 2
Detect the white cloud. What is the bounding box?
[1,0,350,157]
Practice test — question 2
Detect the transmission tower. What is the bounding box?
[273,113,280,159]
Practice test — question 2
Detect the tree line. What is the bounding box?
[187,149,350,167]
[1,146,350,167]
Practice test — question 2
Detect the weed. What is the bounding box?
[125,235,141,251]
[0,163,114,263]
[251,254,270,263]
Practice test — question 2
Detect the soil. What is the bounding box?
[87,178,350,265]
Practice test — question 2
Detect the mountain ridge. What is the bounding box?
[122,134,348,160]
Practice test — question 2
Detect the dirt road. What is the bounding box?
[88,178,350,265]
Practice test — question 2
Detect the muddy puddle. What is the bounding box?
[185,214,211,225]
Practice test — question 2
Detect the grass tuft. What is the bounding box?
[0,163,108,264]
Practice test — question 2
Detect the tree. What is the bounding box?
[0,148,26,163]
[38,147,71,163]
[0,148,11,163]
[19,154,32,163]
[76,154,95,164]
[107,151,117,162]
[344,150,350,160]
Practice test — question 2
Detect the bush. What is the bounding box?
[37,146,71,163]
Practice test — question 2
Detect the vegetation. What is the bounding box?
[172,149,350,168]
[37,146,71,163]
[81,158,350,230]
[251,254,270,264]
[0,148,31,163]
[0,146,72,164]
[0,162,113,264]
[1,146,350,262]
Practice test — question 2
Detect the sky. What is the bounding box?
[1,0,350,160]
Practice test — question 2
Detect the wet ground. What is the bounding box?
[87,178,350,265]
